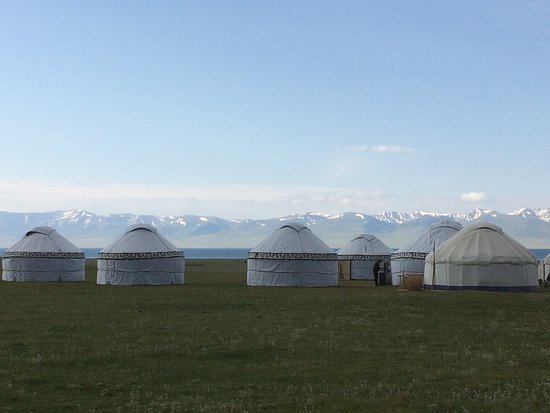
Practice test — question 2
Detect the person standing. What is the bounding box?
[373,259,381,286]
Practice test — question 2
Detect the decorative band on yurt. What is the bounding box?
[248,252,337,261]
[391,252,428,260]
[98,251,185,260]
[3,251,85,259]
[337,254,391,261]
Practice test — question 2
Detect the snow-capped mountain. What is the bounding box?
[1,208,549,248]
[375,208,550,224]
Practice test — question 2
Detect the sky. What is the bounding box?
[1,0,549,219]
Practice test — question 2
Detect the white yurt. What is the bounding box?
[2,226,85,282]
[538,253,550,282]
[97,224,185,285]
[337,234,393,280]
[391,219,463,286]
[247,222,338,287]
[423,222,538,292]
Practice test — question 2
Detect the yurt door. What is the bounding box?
[339,260,351,280]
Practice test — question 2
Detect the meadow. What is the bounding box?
[1,260,550,412]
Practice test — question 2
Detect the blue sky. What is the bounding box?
[1,1,549,218]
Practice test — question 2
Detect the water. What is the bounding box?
[529,249,550,260]
[81,248,251,259]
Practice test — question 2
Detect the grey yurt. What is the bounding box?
[337,234,392,281]
[97,224,185,285]
[247,222,338,287]
[424,222,538,292]
[391,219,463,286]
[539,253,550,283]
[2,226,85,282]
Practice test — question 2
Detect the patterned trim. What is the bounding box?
[337,254,391,261]
[425,284,539,293]
[98,251,185,260]
[391,252,428,260]
[248,252,337,260]
[3,251,85,259]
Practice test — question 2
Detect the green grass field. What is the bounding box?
[1,260,550,412]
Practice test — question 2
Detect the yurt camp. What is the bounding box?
[390,219,463,286]
[423,222,538,291]
[2,226,85,282]
[337,234,392,282]
[247,222,338,287]
[97,224,185,285]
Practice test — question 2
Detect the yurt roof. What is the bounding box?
[250,222,334,254]
[101,224,180,254]
[397,219,463,254]
[6,226,82,253]
[337,234,392,256]
[544,253,550,265]
[425,222,537,265]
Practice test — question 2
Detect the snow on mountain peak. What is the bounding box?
[510,208,536,218]
[455,208,501,221]
[308,212,333,218]
[535,208,550,222]
[410,210,454,220]
[61,209,92,219]
[55,210,96,228]
[375,211,413,224]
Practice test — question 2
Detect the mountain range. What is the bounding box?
[1,208,550,249]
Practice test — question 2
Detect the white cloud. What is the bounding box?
[335,145,415,153]
[370,145,415,153]
[461,192,487,202]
